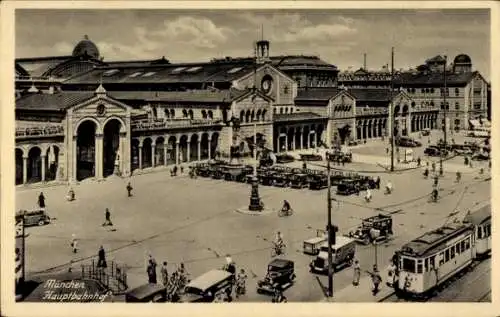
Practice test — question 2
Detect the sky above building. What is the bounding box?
[15,9,491,80]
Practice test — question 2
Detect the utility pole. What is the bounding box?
[390,47,395,172]
[439,55,448,176]
[326,159,334,297]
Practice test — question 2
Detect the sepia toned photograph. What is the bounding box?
[3,2,496,314]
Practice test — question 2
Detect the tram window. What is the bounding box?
[402,258,416,272]
[445,249,450,262]
[417,263,423,274]
[477,227,482,239]
[429,256,435,269]
[424,259,429,272]
[486,224,491,237]
[460,241,465,252]
[450,247,455,259]
[439,253,444,265]
[465,239,470,250]
[455,244,460,254]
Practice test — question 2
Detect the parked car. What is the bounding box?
[276,154,295,164]
[180,270,234,303]
[303,229,327,255]
[300,154,323,161]
[290,174,309,189]
[421,129,431,136]
[336,180,359,195]
[273,173,293,187]
[424,146,447,157]
[326,151,352,163]
[15,209,51,227]
[396,137,422,147]
[472,152,489,161]
[125,283,167,303]
[309,174,328,190]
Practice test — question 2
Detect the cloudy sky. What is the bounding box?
[15,9,491,80]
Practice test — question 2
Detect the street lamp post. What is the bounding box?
[326,159,336,297]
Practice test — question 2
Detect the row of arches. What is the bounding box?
[131,132,219,171]
[15,145,60,185]
[239,109,268,123]
[275,124,325,152]
[356,118,388,140]
[411,113,437,132]
[273,107,295,115]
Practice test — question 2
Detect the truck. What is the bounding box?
[309,236,356,274]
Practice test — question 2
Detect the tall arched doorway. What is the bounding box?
[190,134,199,161]
[210,133,219,159]
[179,135,188,163]
[200,133,209,160]
[142,138,153,168]
[302,126,310,149]
[103,119,121,177]
[15,149,23,185]
[287,128,294,151]
[167,136,177,165]
[76,121,96,181]
[28,147,42,183]
[131,139,140,171]
[155,137,165,166]
[45,145,60,181]
[294,128,301,150]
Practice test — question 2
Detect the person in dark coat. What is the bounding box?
[126,182,133,197]
[97,246,107,268]
[38,192,46,209]
[147,255,158,284]
[375,177,381,189]
[103,208,113,226]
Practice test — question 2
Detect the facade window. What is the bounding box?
[446,102,449,110]
[280,108,283,114]
[430,101,435,107]
[421,88,425,93]
[164,109,170,119]
[431,88,435,93]
[455,119,461,126]
[182,109,188,118]
[455,102,460,110]
[285,108,289,114]
[455,88,459,96]
[290,108,294,113]
[425,88,430,93]
[446,88,449,96]
[440,102,444,109]
[273,108,277,114]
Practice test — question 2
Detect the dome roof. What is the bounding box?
[72,35,100,59]
[454,54,471,64]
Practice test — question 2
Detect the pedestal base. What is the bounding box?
[248,177,263,211]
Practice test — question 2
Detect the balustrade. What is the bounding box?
[15,125,64,137]
[131,118,222,131]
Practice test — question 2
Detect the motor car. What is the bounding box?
[336,180,359,195]
[326,151,352,163]
[256,259,296,294]
[275,154,295,164]
[424,146,446,157]
[290,174,309,189]
[125,283,167,303]
[346,214,394,245]
[303,229,327,255]
[472,153,489,161]
[309,237,356,274]
[15,209,51,227]
[308,174,328,190]
[300,153,323,161]
[180,270,234,303]
[273,173,293,187]
[421,129,431,136]
[261,172,277,186]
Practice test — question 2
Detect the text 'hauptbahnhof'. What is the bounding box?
[14,35,490,185]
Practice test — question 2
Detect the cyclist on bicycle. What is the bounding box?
[274,232,285,254]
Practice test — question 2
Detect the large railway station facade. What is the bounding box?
[14,36,489,185]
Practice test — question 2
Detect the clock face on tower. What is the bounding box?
[261,75,273,94]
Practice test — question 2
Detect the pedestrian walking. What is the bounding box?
[469,160,473,168]
[173,165,178,176]
[417,157,421,167]
[431,162,436,173]
[147,255,158,284]
[38,192,46,209]
[371,265,382,295]
[126,182,133,197]
[375,176,380,189]
[97,245,107,268]
[464,156,469,166]
[161,261,169,287]
[70,234,78,253]
[352,259,361,286]
[433,175,439,187]
[180,166,184,174]
[103,208,113,226]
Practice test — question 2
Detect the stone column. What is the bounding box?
[187,141,191,163]
[197,140,201,161]
[151,144,156,168]
[284,135,288,152]
[139,145,143,170]
[95,134,104,180]
[72,138,77,182]
[175,142,180,165]
[163,140,168,166]
[292,131,296,151]
[22,156,28,184]
[41,155,46,182]
[208,138,212,159]
[299,131,303,150]
[119,134,127,176]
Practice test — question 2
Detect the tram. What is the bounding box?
[464,203,491,258]
[392,202,491,297]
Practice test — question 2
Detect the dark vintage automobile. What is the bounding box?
[336,180,359,195]
[125,283,167,303]
[309,174,328,190]
[326,151,352,163]
[15,209,51,227]
[211,166,226,179]
[290,174,309,189]
[261,172,277,186]
[236,166,254,182]
[472,152,490,161]
[421,129,431,136]
[396,137,422,147]
[273,173,293,187]
[300,153,323,161]
[347,214,394,245]
[451,144,474,156]
[424,146,447,157]
[256,259,296,294]
[196,164,211,177]
[330,171,346,186]
[276,154,295,164]
[259,157,274,168]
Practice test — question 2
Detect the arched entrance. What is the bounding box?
[28,147,42,183]
[302,126,310,149]
[287,128,294,151]
[155,137,165,166]
[142,138,153,168]
[317,125,325,147]
[190,134,199,161]
[76,121,96,180]
[200,133,209,160]
[15,148,23,185]
[338,124,351,144]
[210,133,219,159]
[367,120,372,138]
[103,119,121,177]
[131,139,140,171]
[167,136,177,165]
[179,135,188,163]
[45,145,60,181]
[294,128,302,150]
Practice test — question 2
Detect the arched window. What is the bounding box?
[455,102,460,110]
[262,110,267,121]
[240,110,245,122]
[290,108,294,113]
[170,109,175,118]
[188,109,194,119]
[411,102,416,108]
[273,108,277,115]
[285,108,289,114]
[201,110,207,119]
[165,108,170,119]
[455,88,459,96]
[251,110,255,122]
[280,108,283,114]
[208,111,213,119]
[182,109,188,118]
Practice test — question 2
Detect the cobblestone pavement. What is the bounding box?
[17,130,491,302]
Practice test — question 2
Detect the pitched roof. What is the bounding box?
[16,91,95,111]
[347,88,393,102]
[393,71,476,86]
[295,88,341,102]
[463,203,491,225]
[273,111,325,122]
[109,88,250,104]
[16,56,74,77]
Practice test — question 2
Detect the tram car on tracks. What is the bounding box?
[463,203,491,258]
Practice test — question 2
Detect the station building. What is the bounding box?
[13,35,488,186]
